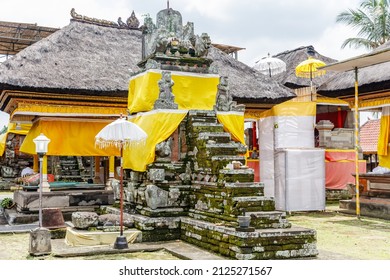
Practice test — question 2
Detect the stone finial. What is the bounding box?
[127,11,140,28]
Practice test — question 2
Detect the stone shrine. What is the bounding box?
[116,6,318,259]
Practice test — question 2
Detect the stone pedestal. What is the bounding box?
[42,208,66,229]
[316,120,334,147]
[29,227,52,256]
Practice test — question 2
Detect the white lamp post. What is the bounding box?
[33,133,50,228]
[29,133,51,256]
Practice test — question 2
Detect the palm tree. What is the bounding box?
[337,0,390,50]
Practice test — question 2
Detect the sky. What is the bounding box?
[0,0,371,126]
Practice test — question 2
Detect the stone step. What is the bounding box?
[190,122,225,134]
[204,142,247,156]
[218,168,255,183]
[180,217,318,260]
[207,155,246,174]
[231,196,275,212]
[187,116,218,124]
[246,211,292,229]
[188,110,216,118]
[223,182,264,197]
[197,132,231,143]
[187,110,218,125]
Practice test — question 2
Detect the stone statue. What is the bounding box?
[155,138,172,160]
[142,7,211,59]
[215,76,245,112]
[154,71,178,109]
[194,33,211,57]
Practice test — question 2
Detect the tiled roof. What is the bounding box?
[360,119,380,153]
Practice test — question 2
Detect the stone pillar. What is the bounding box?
[94,156,102,183]
[105,156,115,190]
[29,227,51,256]
[316,120,334,148]
[42,155,50,192]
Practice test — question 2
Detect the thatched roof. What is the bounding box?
[0,20,143,96]
[272,45,337,89]
[318,42,390,98]
[208,47,295,104]
[0,18,294,104]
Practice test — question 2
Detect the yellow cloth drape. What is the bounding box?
[216,111,245,144]
[128,70,220,113]
[124,110,245,171]
[378,107,390,168]
[12,103,127,118]
[359,98,390,110]
[0,122,32,156]
[259,101,316,118]
[316,95,349,106]
[124,110,188,171]
[20,120,120,156]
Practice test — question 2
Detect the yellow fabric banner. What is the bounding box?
[259,101,316,118]
[378,108,390,168]
[128,70,220,113]
[124,110,188,171]
[12,103,127,117]
[216,111,245,144]
[124,110,246,171]
[20,120,120,156]
[359,98,390,109]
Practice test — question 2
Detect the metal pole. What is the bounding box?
[38,154,43,228]
[354,67,361,219]
[310,66,313,101]
[120,146,124,237]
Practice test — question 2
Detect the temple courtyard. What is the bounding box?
[1,192,389,260]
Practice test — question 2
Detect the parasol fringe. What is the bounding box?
[95,138,147,149]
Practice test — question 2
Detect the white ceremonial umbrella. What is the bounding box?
[253,53,287,77]
[95,115,147,249]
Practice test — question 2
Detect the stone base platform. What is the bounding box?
[180,217,318,260]
[65,227,142,246]
[6,190,114,224]
[105,207,181,242]
[13,190,114,213]
[339,197,390,220]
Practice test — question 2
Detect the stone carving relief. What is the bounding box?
[142,7,210,59]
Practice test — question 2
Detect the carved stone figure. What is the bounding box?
[195,33,211,57]
[155,138,172,160]
[142,7,211,59]
[154,71,178,109]
[117,17,127,28]
[145,59,160,70]
[215,76,245,112]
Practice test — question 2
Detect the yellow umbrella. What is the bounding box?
[295,57,327,100]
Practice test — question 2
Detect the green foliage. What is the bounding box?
[336,0,390,50]
[1,197,13,208]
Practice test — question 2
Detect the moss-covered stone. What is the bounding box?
[142,229,180,242]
